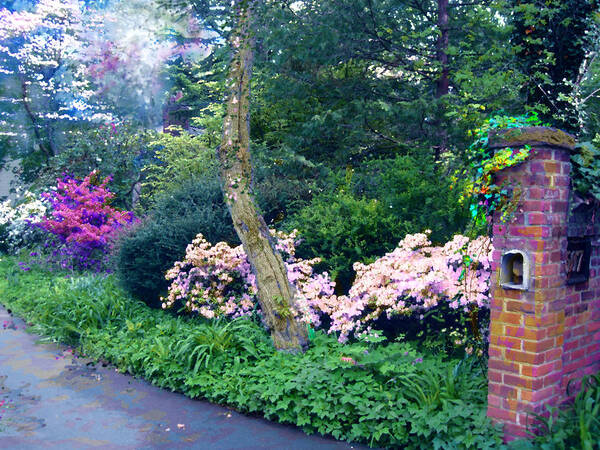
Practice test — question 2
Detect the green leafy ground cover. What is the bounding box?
[0,256,503,449]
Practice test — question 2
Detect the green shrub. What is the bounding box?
[140,129,218,211]
[286,189,404,292]
[112,176,238,307]
[351,154,470,244]
[251,143,327,226]
[286,155,470,292]
[0,257,503,449]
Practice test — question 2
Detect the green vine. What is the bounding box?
[457,112,548,233]
[571,136,600,201]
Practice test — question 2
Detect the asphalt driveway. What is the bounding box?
[0,305,364,449]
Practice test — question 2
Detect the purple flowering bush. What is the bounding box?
[36,171,137,271]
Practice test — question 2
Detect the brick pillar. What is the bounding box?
[486,127,576,441]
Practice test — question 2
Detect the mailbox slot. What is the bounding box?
[500,250,529,291]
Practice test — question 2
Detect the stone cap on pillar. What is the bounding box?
[488,126,575,151]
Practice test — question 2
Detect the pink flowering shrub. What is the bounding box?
[319,231,492,342]
[38,171,136,270]
[161,229,336,323]
[163,229,492,344]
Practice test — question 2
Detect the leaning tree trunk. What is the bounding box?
[217,0,309,352]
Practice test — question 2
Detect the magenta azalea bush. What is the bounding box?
[164,229,492,343]
[38,171,136,271]
[161,229,336,323]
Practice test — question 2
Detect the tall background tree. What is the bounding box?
[510,0,599,134]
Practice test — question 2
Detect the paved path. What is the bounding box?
[0,305,365,449]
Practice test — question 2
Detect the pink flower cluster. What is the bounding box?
[320,232,492,342]
[163,230,492,343]
[161,229,336,323]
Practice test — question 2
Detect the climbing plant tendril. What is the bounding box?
[457,112,548,233]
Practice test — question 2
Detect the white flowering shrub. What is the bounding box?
[0,191,47,254]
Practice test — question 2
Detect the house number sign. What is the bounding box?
[566,237,591,285]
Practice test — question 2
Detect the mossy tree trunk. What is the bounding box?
[217,0,309,352]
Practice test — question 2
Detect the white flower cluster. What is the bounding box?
[0,190,47,254]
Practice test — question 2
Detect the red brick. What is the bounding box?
[529,240,546,252]
[521,362,554,377]
[489,382,518,398]
[564,360,587,374]
[517,410,547,428]
[539,264,561,276]
[571,347,586,361]
[522,200,542,211]
[490,322,504,337]
[493,311,523,325]
[530,386,555,403]
[587,321,600,333]
[497,289,524,300]
[488,393,503,408]
[503,423,531,440]
[552,175,570,187]
[565,293,581,304]
[503,374,532,389]
[543,372,562,387]
[552,201,569,213]
[491,335,522,350]
[559,189,569,201]
[488,345,503,358]
[584,355,599,367]
[533,174,551,185]
[525,313,563,328]
[527,212,547,225]
[543,161,560,173]
[489,358,521,374]
[488,406,517,422]
[505,325,545,340]
[550,251,562,263]
[506,349,545,365]
[534,148,554,160]
[488,369,503,383]
[530,161,545,173]
[585,342,600,356]
[506,300,535,313]
[523,338,556,353]
[565,315,577,327]
[549,299,567,311]
[546,323,565,337]
[509,225,550,238]
[585,365,600,375]
[543,189,560,200]
[583,289,599,301]
[543,347,562,362]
